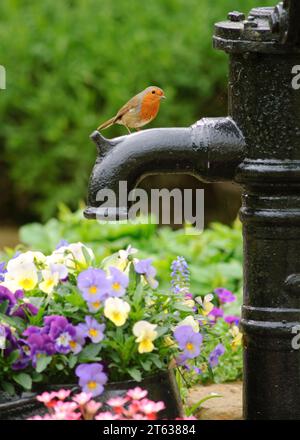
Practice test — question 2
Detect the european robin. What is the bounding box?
[97,86,166,133]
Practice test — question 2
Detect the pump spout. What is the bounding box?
[84,117,245,220]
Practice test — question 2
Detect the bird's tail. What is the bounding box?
[97,116,116,131]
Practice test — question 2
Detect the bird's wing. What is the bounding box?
[114,93,142,121]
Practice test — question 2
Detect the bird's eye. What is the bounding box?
[151,90,156,94]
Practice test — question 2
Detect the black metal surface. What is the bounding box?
[270,1,300,45]
[84,2,300,420]
[84,118,245,220]
[0,370,182,420]
[216,5,300,420]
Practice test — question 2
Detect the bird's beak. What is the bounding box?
[161,95,166,100]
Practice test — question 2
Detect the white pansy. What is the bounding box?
[50,242,94,271]
[118,245,138,261]
[104,297,131,327]
[5,262,38,292]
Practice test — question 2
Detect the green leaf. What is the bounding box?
[173,303,195,312]
[32,372,43,383]
[155,326,169,338]
[2,381,16,395]
[81,245,93,266]
[0,312,26,332]
[151,356,163,369]
[56,363,65,370]
[127,368,142,382]
[12,373,32,390]
[66,291,85,307]
[7,350,20,364]
[127,262,138,294]
[78,343,102,362]
[36,355,52,373]
[68,355,78,369]
[132,282,144,305]
[140,360,152,372]
[0,300,9,315]
[185,393,222,417]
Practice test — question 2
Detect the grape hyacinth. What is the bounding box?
[170,256,190,294]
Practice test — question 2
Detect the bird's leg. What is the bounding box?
[135,127,141,131]
[125,125,131,134]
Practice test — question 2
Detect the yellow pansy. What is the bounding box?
[39,269,60,294]
[133,321,158,353]
[104,297,130,327]
[196,294,214,316]
[230,325,243,350]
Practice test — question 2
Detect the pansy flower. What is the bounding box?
[104,297,130,327]
[214,288,236,304]
[77,268,110,303]
[133,321,158,353]
[77,316,105,344]
[209,343,225,367]
[108,266,129,297]
[75,363,107,397]
[134,259,158,289]
[174,325,203,359]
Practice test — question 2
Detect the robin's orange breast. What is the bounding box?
[140,96,160,121]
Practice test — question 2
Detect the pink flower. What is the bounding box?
[84,400,102,418]
[107,396,129,407]
[95,411,119,420]
[126,387,148,400]
[73,392,92,406]
[28,415,53,420]
[52,389,72,401]
[107,396,129,415]
[131,413,147,420]
[36,391,57,407]
[139,398,165,419]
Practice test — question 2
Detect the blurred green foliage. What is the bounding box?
[19,205,243,314]
[0,0,275,219]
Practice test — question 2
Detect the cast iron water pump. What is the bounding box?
[84,1,300,419]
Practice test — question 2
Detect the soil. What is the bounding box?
[187,381,243,420]
[0,226,19,250]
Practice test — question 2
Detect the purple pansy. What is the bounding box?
[108,267,128,297]
[0,324,6,349]
[12,339,31,370]
[214,288,236,304]
[56,239,69,250]
[0,262,6,282]
[174,325,203,359]
[75,363,107,397]
[209,307,224,321]
[12,303,39,320]
[224,315,240,326]
[43,315,77,354]
[0,285,17,314]
[209,343,225,368]
[26,333,56,366]
[134,259,158,289]
[77,268,111,302]
[77,316,105,344]
[69,326,86,354]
